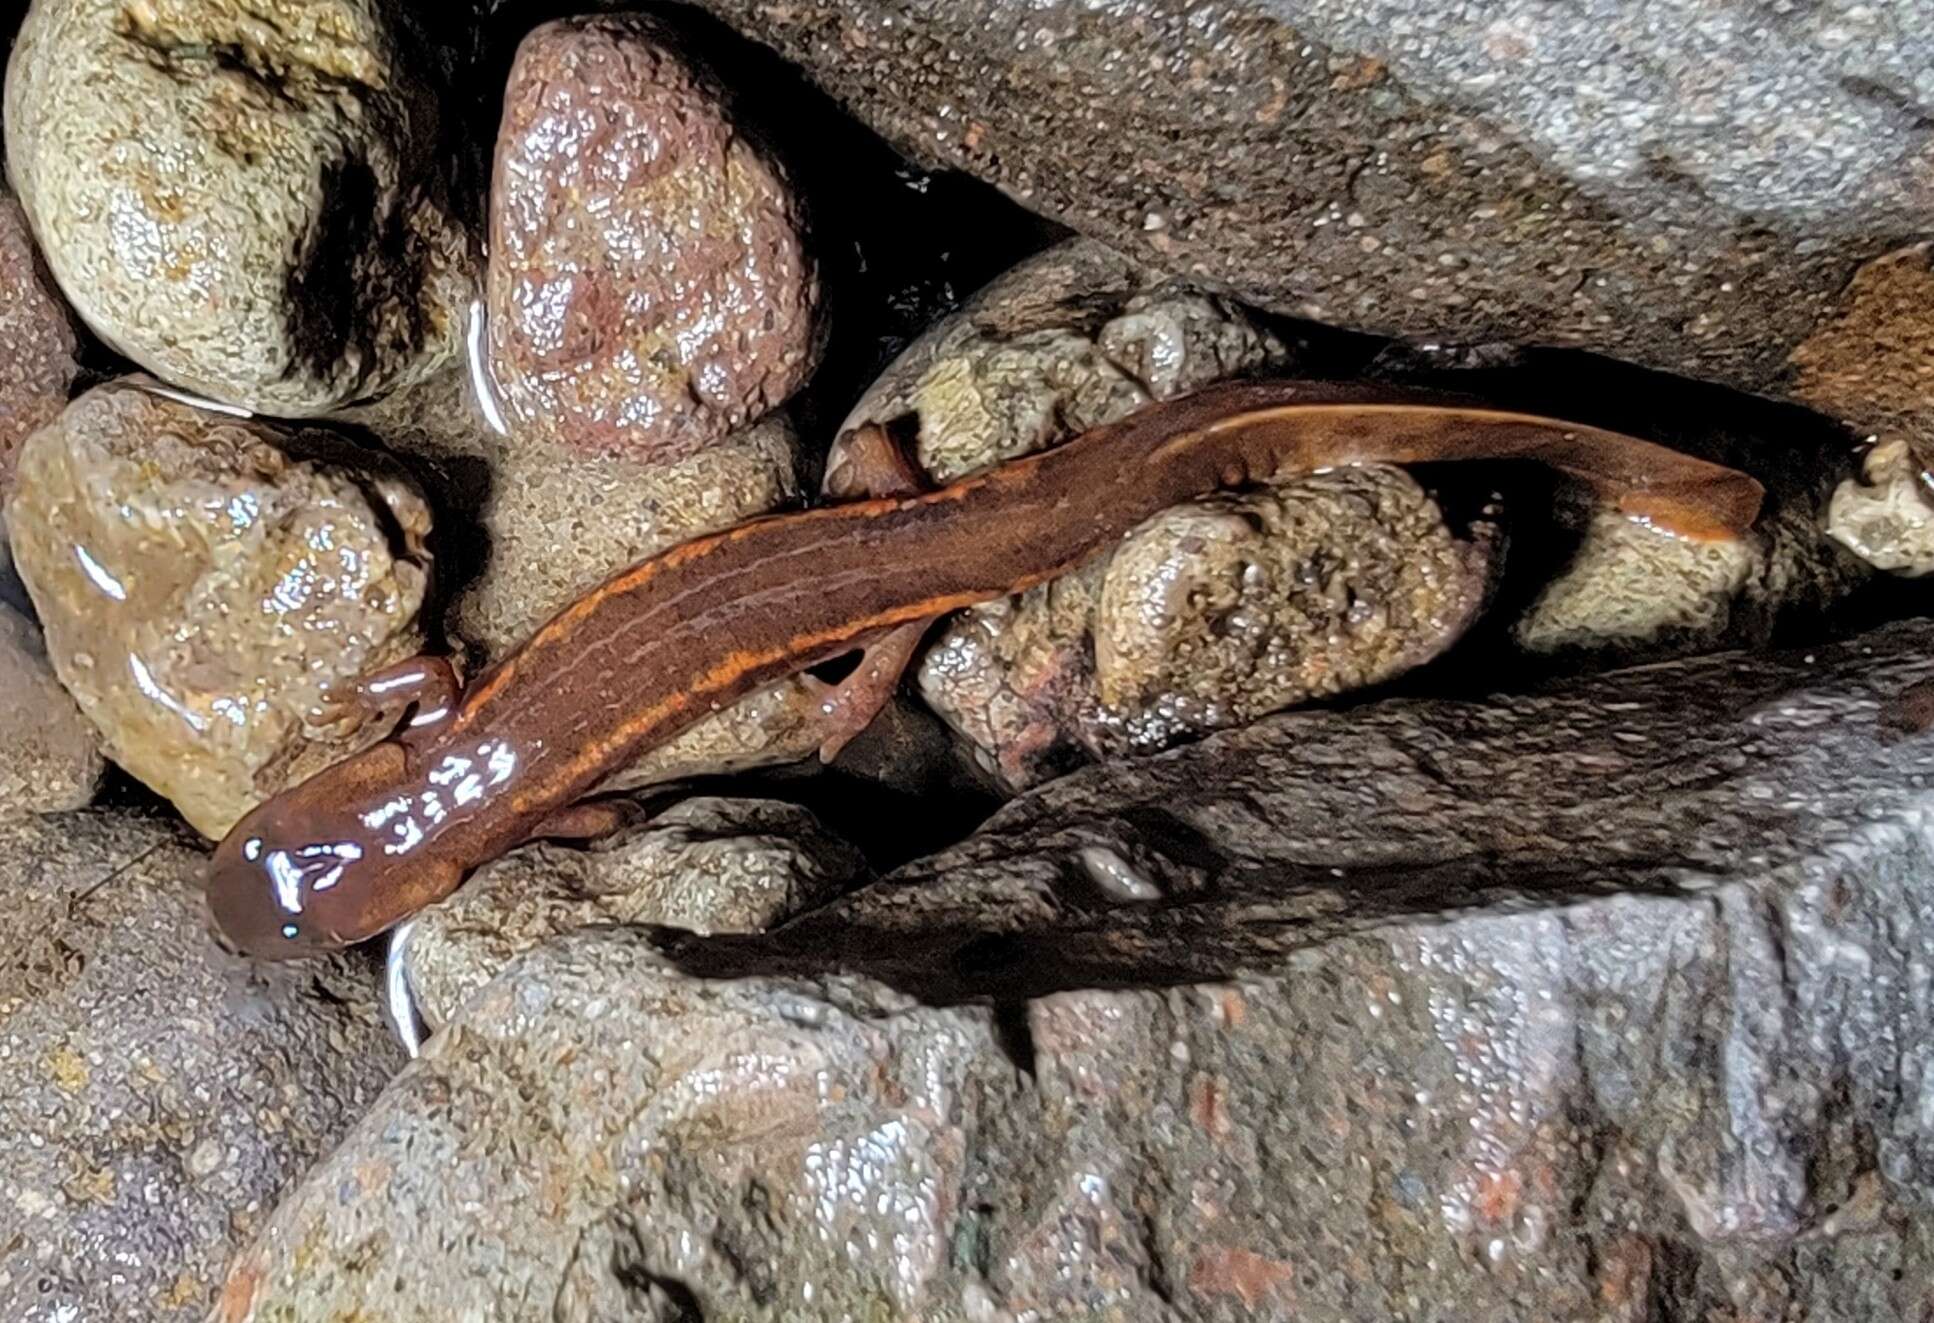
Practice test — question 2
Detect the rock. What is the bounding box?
[4,379,431,838]
[217,929,1005,1322]
[0,809,403,1322]
[400,796,867,1028]
[4,0,471,416]
[221,621,1934,1319]
[486,14,821,462]
[0,190,80,492]
[682,621,1934,1319]
[452,415,801,656]
[0,602,102,817]
[833,239,1287,487]
[675,0,1933,453]
[923,466,1492,788]
[1828,438,1934,574]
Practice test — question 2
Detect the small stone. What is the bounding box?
[486,15,822,461]
[401,797,867,1027]
[0,602,103,819]
[4,379,431,837]
[4,0,472,415]
[0,190,81,492]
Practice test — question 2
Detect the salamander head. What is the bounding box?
[206,742,423,960]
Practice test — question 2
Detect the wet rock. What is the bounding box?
[925,467,1492,788]
[839,240,1493,787]
[4,0,471,416]
[486,14,821,462]
[400,796,866,1028]
[4,379,431,838]
[1828,438,1934,575]
[0,810,402,1322]
[217,929,1004,1322]
[452,415,800,656]
[221,620,1934,1319]
[680,0,1934,451]
[0,602,103,817]
[0,190,80,491]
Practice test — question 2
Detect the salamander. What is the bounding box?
[206,380,1763,958]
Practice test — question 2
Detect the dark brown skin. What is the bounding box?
[207,380,1763,958]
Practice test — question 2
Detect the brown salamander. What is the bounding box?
[206,380,1763,958]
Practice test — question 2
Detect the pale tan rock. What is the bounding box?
[5,0,471,416]
[4,379,430,837]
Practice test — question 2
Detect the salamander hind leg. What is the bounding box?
[814,422,945,761]
[307,655,464,744]
[523,797,640,845]
[807,619,935,763]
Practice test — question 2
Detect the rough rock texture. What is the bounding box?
[4,380,431,837]
[0,602,103,817]
[225,620,1934,1319]
[400,796,867,1028]
[832,239,1287,487]
[487,14,821,461]
[1829,437,1934,574]
[217,930,1006,1323]
[5,0,471,415]
[0,810,403,1322]
[922,466,1492,788]
[0,190,80,490]
[837,238,1493,786]
[678,0,1934,452]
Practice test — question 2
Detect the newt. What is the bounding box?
[206,380,1763,958]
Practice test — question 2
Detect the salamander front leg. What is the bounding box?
[812,422,943,761]
[308,655,463,744]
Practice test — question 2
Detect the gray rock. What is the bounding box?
[218,930,1006,1322]
[675,0,1934,446]
[5,0,472,416]
[0,601,102,818]
[227,620,1934,1318]
[0,809,402,1322]
[400,796,868,1029]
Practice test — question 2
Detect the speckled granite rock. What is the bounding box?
[675,0,1934,454]
[487,14,821,461]
[225,620,1934,1319]
[0,190,80,491]
[0,602,102,818]
[5,0,471,415]
[400,797,867,1028]
[0,810,402,1322]
[4,380,431,837]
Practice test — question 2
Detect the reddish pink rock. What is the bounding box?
[486,16,822,462]
[0,192,80,492]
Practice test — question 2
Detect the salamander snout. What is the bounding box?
[206,803,368,960]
